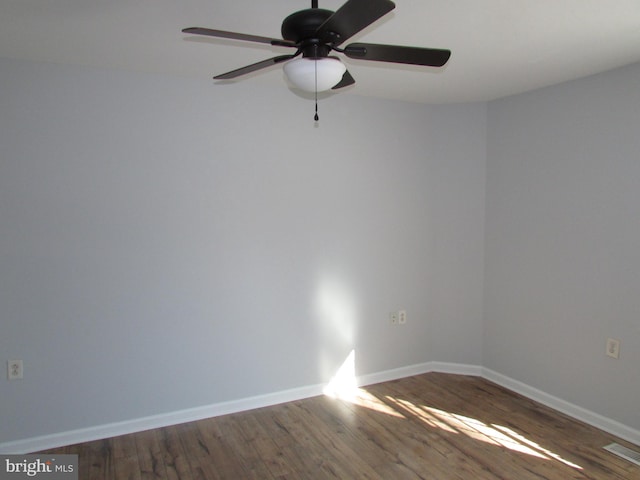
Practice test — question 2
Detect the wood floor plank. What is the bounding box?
[186,416,254,479]
[134,428,170,480]
[84,438,116,480]
[156,424,194,479]
[113,454,142,480]
[304,395,405,475]
[263,402,362,479]
[287,398,383,479]
[241,406,320,479]
[379,374,631,480]
[376,377,546,479]
[335,390,478,480]
[111,433,139,460]
[233,410,293,478]
[36,373,640,479]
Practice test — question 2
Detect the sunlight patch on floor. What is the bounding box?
[492,424,583,469]
[384,396,583,470]
[321,351,582,471]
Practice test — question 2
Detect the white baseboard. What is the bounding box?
[429,361,484,377]
[1,363,436,454]
[481,368,640,446]
[0,383,324,454]
[355,361,482,388]
[356,361,433,386]
[2,362,638,453]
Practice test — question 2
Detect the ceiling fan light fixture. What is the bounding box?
[283,57,346,92]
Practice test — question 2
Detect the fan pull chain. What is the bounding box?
[314,56,319,122]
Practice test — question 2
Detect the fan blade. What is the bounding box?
[182,27,296,48]
[332,70,356,89]
[344,43,451,67]
[214,54,296,80]
[315,0,395,46]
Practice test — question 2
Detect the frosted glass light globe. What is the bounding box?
[283,57,346,92]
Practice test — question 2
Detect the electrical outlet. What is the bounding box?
[398,310,407,325]
[7,360,23,380]
[606,338,620,359]
[389,312,398,325]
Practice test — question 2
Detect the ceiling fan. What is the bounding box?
[182,0,450,118]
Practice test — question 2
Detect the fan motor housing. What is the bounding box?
[281,8,334,43]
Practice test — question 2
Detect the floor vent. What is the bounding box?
[603,443,640,467]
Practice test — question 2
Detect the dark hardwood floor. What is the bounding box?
[39,373,640,479]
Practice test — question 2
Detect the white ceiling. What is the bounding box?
[2,0,640,104]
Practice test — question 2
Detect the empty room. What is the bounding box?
[1,1,639,479]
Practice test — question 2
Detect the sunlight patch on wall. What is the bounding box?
[315,276,357,346]
[315,274,358,384]
[323,350,405,418]
[323,349,357,398]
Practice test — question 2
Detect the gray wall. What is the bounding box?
[4,54,638,446]
[485,62,640,429]
[0,58,486,443]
